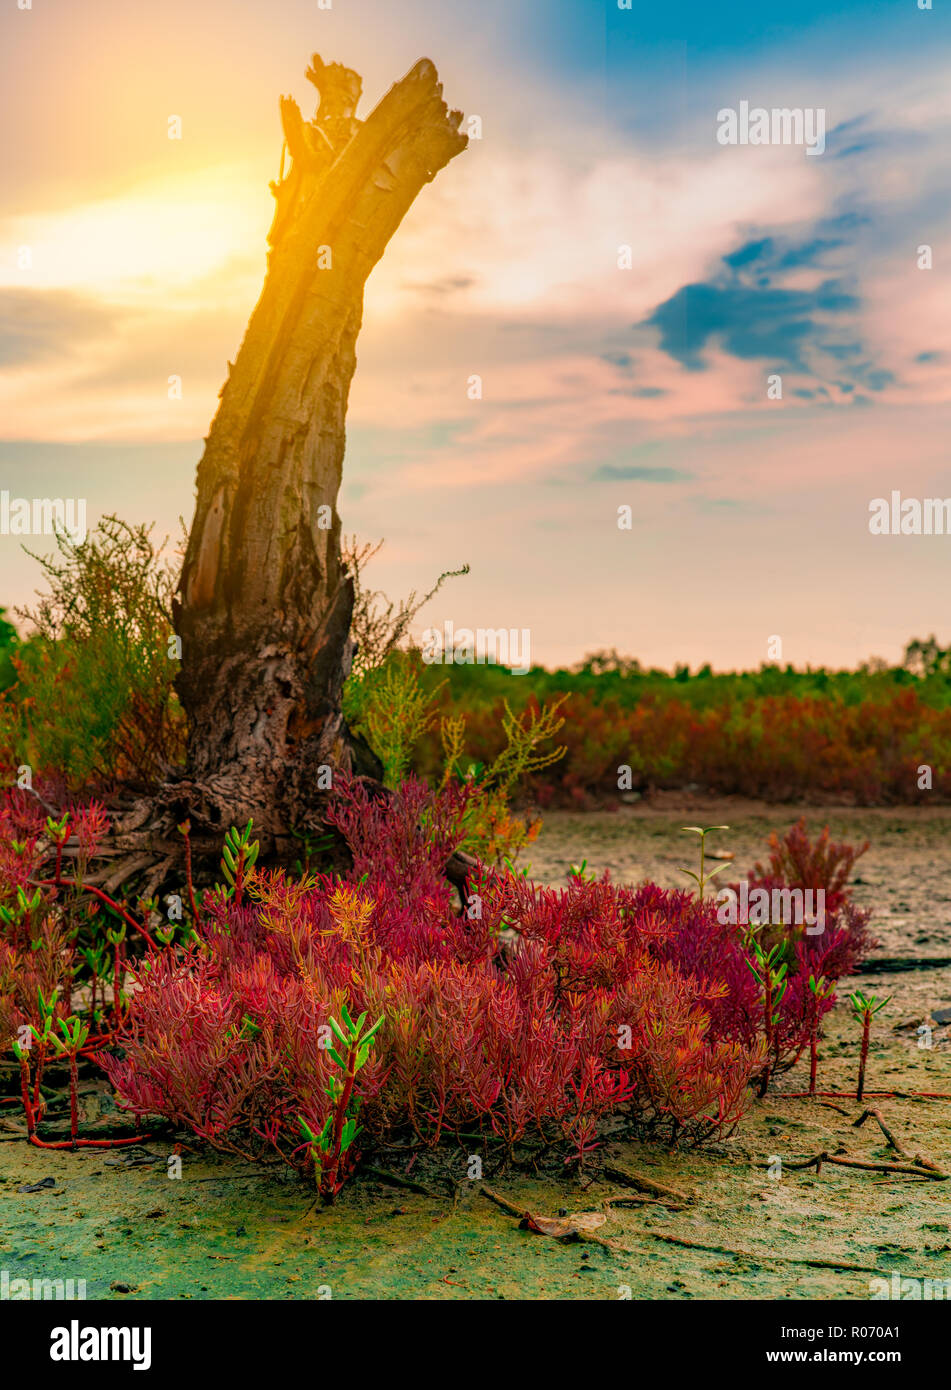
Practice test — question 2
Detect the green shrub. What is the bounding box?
[1,516,184,788]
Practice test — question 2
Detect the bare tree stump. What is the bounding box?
[158,55,467,857]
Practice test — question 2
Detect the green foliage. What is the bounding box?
[808,972,833,1002]
[678,824,731,898]
[50,1013,90,1057]
[902,635,951,679]
[405,641,951,711]
[345,651,567,862]
[0,515,184,787]
[849,989,890,1020]
[483,697,567,800]
[444,698,567,862]
[0,609,17,692]
[747,941,789,1023]
[345,651,444,788]
[300,1002,384,1202]
[218,821,260,904]
[401,647,951,804]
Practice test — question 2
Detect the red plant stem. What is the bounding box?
[32,1038,47,1113]
[29,1133,151,1150]
[69,1053,79,1147]
[758,977,774,1098]
[63,958,74,1020]
[32,878,158,950]
[113,942,122,1025]
[17,1052,36,1137]
[322,1040,359,1199]
[857,1011,871,1102]
[809,1003,819,1096]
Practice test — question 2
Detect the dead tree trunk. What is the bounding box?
[168,56,466,855]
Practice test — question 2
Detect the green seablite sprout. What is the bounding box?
[679,825,731,899]
[300,1003,384,1203]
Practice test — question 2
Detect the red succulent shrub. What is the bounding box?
[646,880,872,1082]
[751,817,870,916]
[0,791,140,1052]
[0,778,873,1186]
[101,778,772,1176]
[695,819,876,1080]
[412,688,951,805]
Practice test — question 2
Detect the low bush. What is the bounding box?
[409,682,951,805]
[89,788,872,1188]
[0,517,185,790]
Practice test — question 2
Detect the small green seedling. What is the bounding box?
[807,973,835,1095]
[747,940,788,1097]
[300,1003,384,1203]
[568,858,597,883]
[219,821,260,905]
[679,825,731,898]
[850,990,890,1101]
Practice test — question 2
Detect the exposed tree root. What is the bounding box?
[360,1165,444,1199]
[646,1231,889,1276]
[853,1107,944,1174]
[782,1149,948,1180]
[602,1163,693,1205]
[818,1100,851,1116]
[28,777,478,933]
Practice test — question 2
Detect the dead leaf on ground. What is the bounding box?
[520,1211,607,1242]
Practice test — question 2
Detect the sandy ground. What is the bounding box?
[1,800,949,1301]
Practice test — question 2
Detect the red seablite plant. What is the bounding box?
[2,781,874,1181]
[751,817,870,917]
[0,793,152,1148]
[100,778,773,1175]
[100,782,879,1182]
[850,990,890,1102]
[413,686,951,806]
[807,974,834,1095]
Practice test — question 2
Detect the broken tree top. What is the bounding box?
[268,54,464,248]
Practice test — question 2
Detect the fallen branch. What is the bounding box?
[602,1164,692,1205]
[782,1149,947,1180]
[601,1191,687,1212]
[646,1231,887,1276]
[478,1185,524,1218]
[361,1164,444,1199]
[853,1107,907,1155]
[853,1109,944,1174]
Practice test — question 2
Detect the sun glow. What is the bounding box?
[2,164,270,302]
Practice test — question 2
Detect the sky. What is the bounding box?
[0,0,949,670]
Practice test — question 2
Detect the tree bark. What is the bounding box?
[170,56,467,853]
